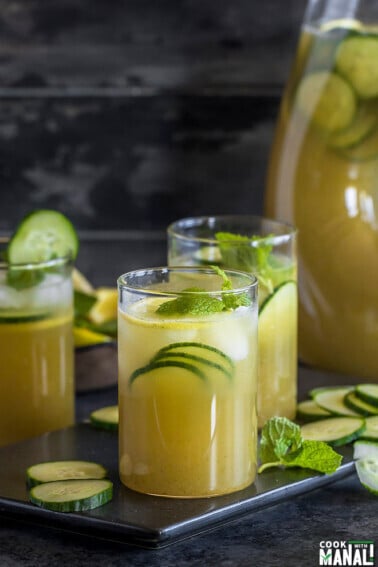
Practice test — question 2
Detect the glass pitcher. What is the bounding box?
[265,0,378,380]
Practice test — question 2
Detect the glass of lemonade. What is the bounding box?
[0,238,74,447]
[118,266,258,498]
[167,216,297,428]
[265,1,378,379]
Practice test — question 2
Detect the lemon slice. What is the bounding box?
[72,268,95,294]
[74,327,112,348]
[88,287,118,325]
[320,18,363,33]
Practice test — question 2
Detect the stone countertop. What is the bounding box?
[1,365,377,566]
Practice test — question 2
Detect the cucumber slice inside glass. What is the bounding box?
[29,479,113,512]
[355,384,378,408]
[301,416,366,446]
[129,359,206,387]
[328,102,377,149]
[355,457,378,495]
[336,35,378,98]
[8,209,79,264]
[353,440,378,461]
[313,387,359,416]
[296,399,332,421]
[296,71,356,134]
[26,460,107,488]
[90,406,119,431]
[344,391,378,416]
[154,342,234,376]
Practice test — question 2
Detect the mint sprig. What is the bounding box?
[215,231,274,295]
[258,417,342,475]
[155,267,251,316]
[155,288,224,316]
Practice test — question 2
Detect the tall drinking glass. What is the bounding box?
[118,266,258,497]
[0,238,74,447]
[168,216,297,427]
[266,0,378,379]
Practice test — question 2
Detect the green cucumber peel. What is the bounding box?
[258,417,342,475]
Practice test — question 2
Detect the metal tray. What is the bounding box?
[0,423,355,549]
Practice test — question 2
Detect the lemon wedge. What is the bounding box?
[72,268,95,294]
[74,327,112,348]
[88,287,118,325]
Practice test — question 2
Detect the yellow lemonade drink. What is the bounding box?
[0,260,74,447]
[118,267,258,498]
[167,216,297,427]
[266,18,378,379]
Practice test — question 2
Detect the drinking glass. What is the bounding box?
[118,266,258,497]
[0,238,74,447]
[265,0,378,379]
[168,215,297,427]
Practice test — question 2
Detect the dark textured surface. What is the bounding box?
[0,96,278,231]
[0,0,306,231]
[2,366,377,565]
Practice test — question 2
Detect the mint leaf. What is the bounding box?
[282,440,343,474]
[156,288,224,316]
[215,231,275,295]
[211,264,252,309]
[74,290,97,317]
[260,417,302,464]
[258,417,342,475]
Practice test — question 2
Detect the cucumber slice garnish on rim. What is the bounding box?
[90,406,119,431]
[301,416,366,446]
[26,460,107,488]
[8,209,79,264]
[29,479,113,512]
[355,457,378,495]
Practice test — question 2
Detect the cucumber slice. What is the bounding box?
[296,71,356,134]
[0,312,50,324]
[8,209,79,264]
[336,35,378,98]
[355,457,378,495]
[313,387,359,416]
[154,342,234,376]
[296,399,332,421]
[355,384,378,408]
[344,391,378,416]
[129,359,206,387]
[29,479,113,512]
[152,351,233,381]
[354,440,378,460]
[90,406,119,431]
[301,416,366,446]
[26,460,107,488]
[328,102,377,149]
[308,385,350,399]
[337,127,378,161]
[360,416,378,442]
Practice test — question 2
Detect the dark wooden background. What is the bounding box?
[0,0,306,236]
